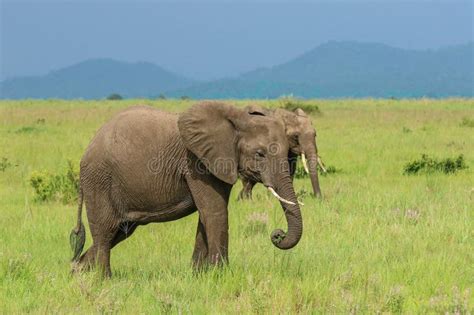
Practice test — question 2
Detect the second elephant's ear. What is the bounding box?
[246,104,269,116]
[178,101,239,185]
[294,108,308,117]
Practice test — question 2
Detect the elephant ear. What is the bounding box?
[294,108,308,117]
[178,102,239,184]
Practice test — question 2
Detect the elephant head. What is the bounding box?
[247,105,325,198]
[178,101,302,249]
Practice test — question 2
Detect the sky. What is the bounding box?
[1,1,472,81]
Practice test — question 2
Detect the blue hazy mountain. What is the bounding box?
[168,41,473,99]
[0,59,195,99]
[1,42,472,99]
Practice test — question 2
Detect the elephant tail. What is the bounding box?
[70,185,85,262]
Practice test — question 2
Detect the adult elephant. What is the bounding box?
[238,106,326,200]
[70,101,303,277]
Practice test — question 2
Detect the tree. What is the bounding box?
[107,93,123,100]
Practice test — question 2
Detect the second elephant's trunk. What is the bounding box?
[306,151,322,198]
[300,136,322,198]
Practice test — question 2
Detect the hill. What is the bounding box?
[169,41,474,99]
[0,59,195,99]
[1,42,472,99]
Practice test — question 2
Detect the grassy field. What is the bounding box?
[1,99,473,313]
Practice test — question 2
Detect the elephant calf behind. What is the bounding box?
[239,105,326,200]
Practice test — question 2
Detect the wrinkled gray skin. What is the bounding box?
[70,102,303,277]
[238,106,322,199]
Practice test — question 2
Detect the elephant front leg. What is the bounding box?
[192,214,228,268]
[186,172,231,268]
[206,212,229,265]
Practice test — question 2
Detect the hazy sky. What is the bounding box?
[1,1,472,81]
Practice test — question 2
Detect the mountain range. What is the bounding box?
[1,41,472,99]
[0,59,195,99]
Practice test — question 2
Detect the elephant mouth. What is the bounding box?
[239,167,261,183]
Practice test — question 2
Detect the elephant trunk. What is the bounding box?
[270,173,303,250]
[301,138,322,198]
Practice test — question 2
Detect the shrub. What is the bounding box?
[0,157,13,172]
[15,126,43,134]
[459,117,474,128]
[403,154,468,175]
[296,187,309,199]
[107,93,123,100]
[383,286,404,314]
[279,97,321,115]
[321,165,341,176]
[14,118,46,134]
[30,160,79,203]
[294,164,340,178]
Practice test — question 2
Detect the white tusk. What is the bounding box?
[317,156,327,173]
[301,153,309,174]
[298,200,305,206]
[267,187,296,206]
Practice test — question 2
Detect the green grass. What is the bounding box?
[1,98,473,313]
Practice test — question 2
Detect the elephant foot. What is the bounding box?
[192,256,227,273]
[71,244,112,278]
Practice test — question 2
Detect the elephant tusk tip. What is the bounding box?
[317,157,327,173]
[301,153,309,174]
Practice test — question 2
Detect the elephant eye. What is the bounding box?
[255,149,265,158]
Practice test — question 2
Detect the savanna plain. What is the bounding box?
[0,99,473,313]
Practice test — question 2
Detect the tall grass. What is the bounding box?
[1,98,473,313]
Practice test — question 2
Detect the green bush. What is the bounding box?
[279,97,321,115]
[403,154,468,175]
[107,93,123,100]
[15,126,43,134]
[402,126,412,133]
[459,117,474,128]
[320,165,340,176]
[30,160,79,203]
[14,119,46,134]
[0,157,13,172]
[294,164,340,178]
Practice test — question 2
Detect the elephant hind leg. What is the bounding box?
[74,194,120,277]
[77,240,113,278]
[192,219,208,270]
[76,224,117,277]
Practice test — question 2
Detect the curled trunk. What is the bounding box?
[270,174,303,250]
